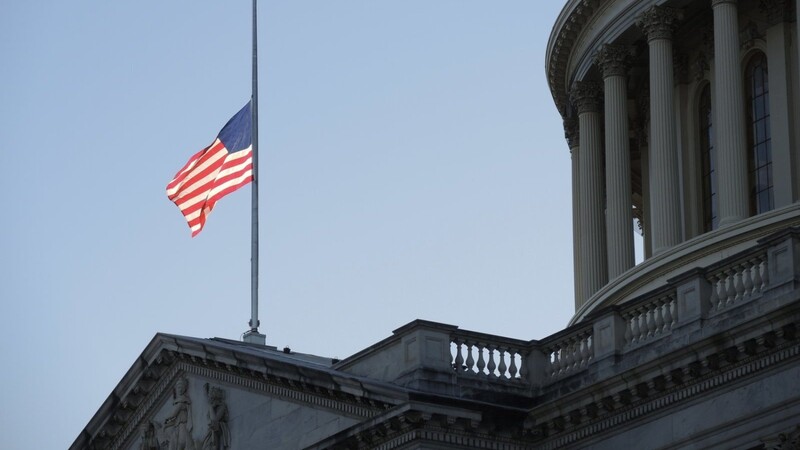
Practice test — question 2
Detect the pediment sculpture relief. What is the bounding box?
[164,376,194,450]
[139,377,231,450]
[201,383,230,450]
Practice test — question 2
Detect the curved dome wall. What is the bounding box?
[545,0,800,322]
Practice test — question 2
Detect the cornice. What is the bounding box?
[564,118,579,149]
[310,402,534,450]
[546,0,601,118]
[530,320,800,449]
[546,0,659,121]
[73,337,401,450]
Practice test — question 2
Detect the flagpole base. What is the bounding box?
[243,329,266,345]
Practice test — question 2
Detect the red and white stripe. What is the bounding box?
[166,138,253,236]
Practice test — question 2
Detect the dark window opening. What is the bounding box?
[746,52,773,215]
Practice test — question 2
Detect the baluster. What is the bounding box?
[476,343,486,375]
[653,299,665,336]
[751,258,763,295]
[715,274,727,310]
[465,341,475,373]
[644,306,654,339]
[572,338,582,368]
[508,349,518,379]
[574,338,583,368]
[487,345,497,377]
[562,342,572,373]
[498,348,508,378]
[662,297,674,330]
[559,342,570,373]
[630,310,641,344]
[759,259,769,292]
[734,264,745,303]
[453,339,464,371]
[586,335,594,363]
[725,269,737,307]
[580,334,591,366]
[518,352,528,380]
[576,337,586,368]
[549,347,559,377]
[742,260,754,299]
[639,307,649,340]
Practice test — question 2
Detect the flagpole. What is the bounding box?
[244,0,265,345]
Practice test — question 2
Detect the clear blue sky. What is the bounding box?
[1,1,580,448]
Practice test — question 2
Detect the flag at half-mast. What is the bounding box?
[167,102,253,236]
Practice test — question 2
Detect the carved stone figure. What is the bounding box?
[139,420,160,450]
[202,384,230,450]
[164,376,194,450]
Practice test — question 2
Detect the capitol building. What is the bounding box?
[73,0,800,448]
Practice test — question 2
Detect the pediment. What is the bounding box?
[71,334,400,450]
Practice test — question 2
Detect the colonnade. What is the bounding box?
[569,1,792,307]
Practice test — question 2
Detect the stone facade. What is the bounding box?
[73,0,800,448]
[71,229,800,448]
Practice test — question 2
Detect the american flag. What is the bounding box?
[167,102,253,236]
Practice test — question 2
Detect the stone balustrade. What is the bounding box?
[571,204,800,325]
[540,324,594,380]
[337,227,800,397]
[706,250,769,313]
[621,291,677,348]
[450,331,528,381]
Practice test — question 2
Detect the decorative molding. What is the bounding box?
[762,424,800,449]
[546,0,602,117]
[636,6,683,42]
[327,411,534,450]
[570,80,603,114]
[102,354,393,450]
[162,375,193,450]
[595,44,631,79]
[740,21,764,51]
[692,53,710,82]
[200,383,230,450]
[564,118,579,149]
[532,323,800,450]
[760,0,790,26]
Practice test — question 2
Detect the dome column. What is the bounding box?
[571,81,608,303]
[596,44,635,280]
[712,0,750,226]
[637,6,684,254]
[565,119,584,309]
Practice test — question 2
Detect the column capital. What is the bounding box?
[637,6,683,42]
[711,0,738,6]
[564,118,579,149]
[595,44,632,79]
[570,81,603,114]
